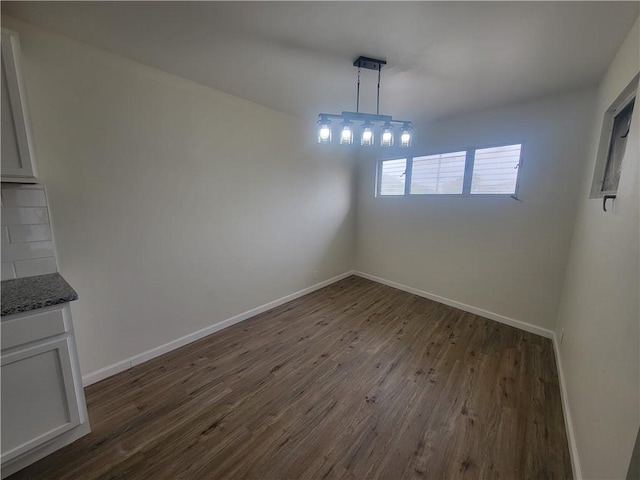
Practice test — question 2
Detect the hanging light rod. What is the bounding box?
[317,56,413,147]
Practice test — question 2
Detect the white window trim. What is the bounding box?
[376,142,525,199]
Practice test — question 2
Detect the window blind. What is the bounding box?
[470,144,521,194]
[379,158,407,196]
[410,151,466,194]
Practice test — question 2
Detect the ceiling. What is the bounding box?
[3,1,639,124]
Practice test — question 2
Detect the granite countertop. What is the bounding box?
[1,273,78,317]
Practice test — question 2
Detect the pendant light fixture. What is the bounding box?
[361,122,375,146]
[400,123,412,148]
[317,56,412,147]
[380,122,394,147]
[317,116,332,144]
[339,121,354,145]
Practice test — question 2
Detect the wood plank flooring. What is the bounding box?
[9,276,572,479]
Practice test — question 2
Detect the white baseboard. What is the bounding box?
[353,271,554,339]
[81,358,132,386]
[552,333,583,480]
[82,270,356,386]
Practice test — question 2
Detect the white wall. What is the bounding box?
[555,17,639,480]
[356,88,596,331]
[2,17,356,377]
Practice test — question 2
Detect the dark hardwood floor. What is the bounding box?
[9,276,572,479]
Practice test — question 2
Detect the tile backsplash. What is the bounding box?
[1,184,58,280]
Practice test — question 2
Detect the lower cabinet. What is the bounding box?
[0,304,90,478]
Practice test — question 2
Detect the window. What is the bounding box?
[602,98,634,193]
[471,144,522,194]
[377,143,523,197]
[410,152,466,194]
[591,73,638,198]
[378,158,406,196]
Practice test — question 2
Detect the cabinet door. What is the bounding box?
[1,29,37,181]
[1,337,81,463]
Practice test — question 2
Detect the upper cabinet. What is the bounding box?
[1,29,38,183]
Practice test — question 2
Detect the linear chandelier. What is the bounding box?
[318,56,412,147]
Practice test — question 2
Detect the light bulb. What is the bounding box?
[399,123,412,147]
[381,125,394,147]
[317,116,332,144]
[361,129,374,146]
[340,125,353,145]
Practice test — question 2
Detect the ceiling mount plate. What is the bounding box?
[353,56,387,70]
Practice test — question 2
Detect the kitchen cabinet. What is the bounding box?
[1,304,90,478]
[1,28,38,182]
